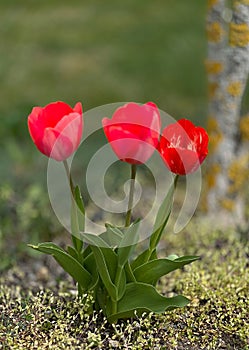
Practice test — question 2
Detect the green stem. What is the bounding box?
[63,160,83,254]
[174,174,179,189]
[125,164,137,227]
[63,160,74,196]
[123,164,138,284]
[111,299,117,316]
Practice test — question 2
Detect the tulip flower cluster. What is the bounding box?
[28,101,208,323]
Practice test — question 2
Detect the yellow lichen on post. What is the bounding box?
[230,23,249,47]
[207,117,223,153]
[240,114,249,140]
[234,0,249,5]
[206,163,221,188]
[207,22,225,43]
[228,154,249,193]
[208,82,219,98]
[219,198,235,211]
[208,0,218,9]
[205,60,224,75]
[226,81,242,97]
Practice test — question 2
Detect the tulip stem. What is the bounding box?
[125,164,137,227]
[63,160,83,256]
[63,160,74,195]
[123,165,138,285]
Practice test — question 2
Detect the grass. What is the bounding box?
[0,0,207,146]
[1,222,248,349]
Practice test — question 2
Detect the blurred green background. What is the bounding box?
[0,0,207,268]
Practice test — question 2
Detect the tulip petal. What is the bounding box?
[161,148,200,175]
[27,101,83,161]
[102,102,161,164]
[28,107,45,144]
[42,127,74,161]
[159,118,209,175]
[103,124,158,164]
[73,102,83,115]
[55,112,83,151]
[108,138,156,164]
[42,101,74,128]
[110,102,160,133]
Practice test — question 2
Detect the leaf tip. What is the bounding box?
[27,244,38,249]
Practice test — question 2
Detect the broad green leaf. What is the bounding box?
[166,254,179,260]
[96,245,126,300]
[83,244,92,258]
[100,224,123,247]
[124,261,137,283]
[83,251,99,290]
[28,242,91,290]
[115,265,126,300]
[107,282,189,323]
[133,256,200,284]
[118,269,126,300]
[82,232,110,248]
[101,247,118,281]
[117,220,140,268]
[67,245,81,262]
[90,245,118,301]
[83,233,122,296]
[131,248,157,271]
[149,179,175,253]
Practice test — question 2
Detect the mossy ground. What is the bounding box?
[1,221,248,349]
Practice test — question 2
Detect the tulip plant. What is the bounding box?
[28,101,209,323]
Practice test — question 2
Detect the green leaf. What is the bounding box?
[83,252,99,290]
[90,244,126,300]
[28,242,92,290]
[107,282,189,323]
[67,245,79,260]
[166,254,179,261]
[101,224,123,247]
[83,232,125,299]
[115,265,126,300]
[133,256,200,284]
[117,220,140,268]
[149,179,175,255]
[82,232,110,248]
[83,244,91,258]
[124,261,137,283]
[118,269,126,299]
[131,248,157,271]
[90,245,118,301]
[101,247,118,281]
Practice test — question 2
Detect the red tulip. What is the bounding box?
[158,119,209,175]
[28,101,83,161]
[102,102,161,164]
